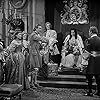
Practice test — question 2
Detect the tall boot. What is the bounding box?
[88,75,93,93]
[88,80,92,93]
[94,75,100,96]
[30,71,37,89]
[34,68,42,88]
[84,75,93,96]
[96,85,100,96]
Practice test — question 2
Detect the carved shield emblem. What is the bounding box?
[61,0,89,24]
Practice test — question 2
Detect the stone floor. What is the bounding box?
[21,87,100,100]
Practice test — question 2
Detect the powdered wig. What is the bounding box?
[45,22,52,29]
[22,32,28,40]
[89,26,98,34]
[33,24,42,31]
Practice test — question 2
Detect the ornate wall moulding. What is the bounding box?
[9,0,27,9]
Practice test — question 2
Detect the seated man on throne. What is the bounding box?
[60,28,84,70]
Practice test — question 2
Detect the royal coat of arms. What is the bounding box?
[60,0,89,24]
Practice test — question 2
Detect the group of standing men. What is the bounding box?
[0,22,59,90]
[28,24,100,97]
[28,22,60,88]
[30,24,100,97]
[0,21,100,97]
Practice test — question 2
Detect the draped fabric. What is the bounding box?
[45,30,59,56]
[61,34,84,68]
[5,40,30,90]
[64,34,84,54]
[28,31,48,71]
[22,40,30,75]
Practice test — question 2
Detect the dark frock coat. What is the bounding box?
[28,31,48,71]
[87,36,100,74]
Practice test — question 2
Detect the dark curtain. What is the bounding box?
[45,0,55,29]
[88,0,100,36]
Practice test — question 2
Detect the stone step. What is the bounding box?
[38,80,96,89]
[37,74,96,89]
[58,67,83,75]
[37,67,96,89]
[38,75,87,82]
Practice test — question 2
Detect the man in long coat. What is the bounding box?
[85,26,100,97]
[28,24,48,88]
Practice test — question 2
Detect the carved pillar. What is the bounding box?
[28,0,35,33]
[32,0,36,30]
[1,0,6,45]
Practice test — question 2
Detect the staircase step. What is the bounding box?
[38,80,96,89]
[38,68,96,89]
[38,75,87,82]
[58,67,85,75]
[38,74,96,89]
[58,71,81,75]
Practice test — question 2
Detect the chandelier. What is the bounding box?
[60,0,89,25]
